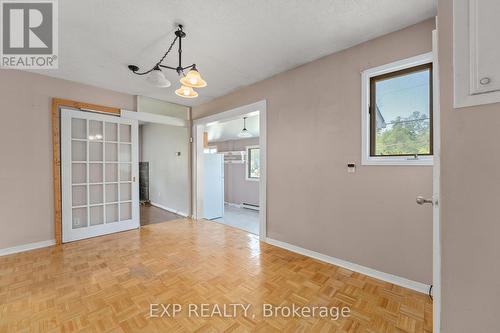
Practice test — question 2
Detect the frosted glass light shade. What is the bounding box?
[175,85,198,98]
[147,68,171,87]
[180,69,207,88]
[238,129,252,138]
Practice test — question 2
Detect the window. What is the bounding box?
[362,53,434,165]
[204,146,217,154]
[246,146,260,180]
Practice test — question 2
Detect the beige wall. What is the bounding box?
[438,1,500,332]
[193,20,435,284]
[211,138,260,206]
[0,70,135,249]
[138,96,189,120]
[140,123,190,215]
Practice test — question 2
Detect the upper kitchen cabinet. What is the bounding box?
[454,0,500,108]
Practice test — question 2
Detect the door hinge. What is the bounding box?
[189,137,193,143]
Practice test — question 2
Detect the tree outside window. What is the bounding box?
[370,63,433,156]
[247,147,260,180]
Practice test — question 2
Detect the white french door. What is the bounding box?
[61,108,139,243]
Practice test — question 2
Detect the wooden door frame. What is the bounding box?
[52,98,121,245]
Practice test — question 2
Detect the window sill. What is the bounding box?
[245,177,260,182]
[362,156,434,166]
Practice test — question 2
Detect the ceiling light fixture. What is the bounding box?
[175,85,198,98]
[238,117,252,138]
[128,24,207,98]
[146,66,171,87]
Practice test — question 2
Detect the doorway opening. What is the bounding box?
[193,101,267,239]
[121,108,191,227]
[204,115,260,234]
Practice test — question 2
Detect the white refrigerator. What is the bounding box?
[204,153,224,220]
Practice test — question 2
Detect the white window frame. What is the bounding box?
[204,146,217,154]
[245,145,260,181]
[361,52,434,166]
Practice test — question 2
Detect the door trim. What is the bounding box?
[432,29,441,333]
[52,98,121,245]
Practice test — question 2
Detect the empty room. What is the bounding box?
[1,1,499,332]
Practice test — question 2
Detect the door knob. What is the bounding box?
[480,77,491,85]
[416,196,433,205]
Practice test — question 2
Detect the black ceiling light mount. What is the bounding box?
[128,24,207,98]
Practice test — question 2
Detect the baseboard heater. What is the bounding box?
[242,203,259,211]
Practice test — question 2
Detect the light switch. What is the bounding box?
[347,163,356,173]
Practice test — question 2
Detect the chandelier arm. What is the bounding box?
[159,65,177,70]
[182,64,196,71]
[130,36,179,75]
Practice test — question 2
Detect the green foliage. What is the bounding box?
[376,111,430,155]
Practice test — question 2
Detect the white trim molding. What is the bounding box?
[150,202,188,218]
[265,237,430,294]
[361,52,434,166]
[225,202,242,208]
[120,109,187,127]
[0,240,56,257]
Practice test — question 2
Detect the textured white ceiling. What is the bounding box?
[31,0,436,106]
[207,114,259,142]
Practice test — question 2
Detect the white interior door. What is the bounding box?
[61,108,139,243]
[431,29,441,333]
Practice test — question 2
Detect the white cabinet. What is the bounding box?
[454,0,500,107]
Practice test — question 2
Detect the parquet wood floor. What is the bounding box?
[0,219,432,332]
[140,205,182,226]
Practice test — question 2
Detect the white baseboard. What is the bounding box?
[225,202,260,211]
[0,239,56,257]
[265,237,430,294]
[242,203,260,211]
[150,202,188,217]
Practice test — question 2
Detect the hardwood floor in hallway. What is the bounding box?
[140,204,183,226]
[0,220,432,332]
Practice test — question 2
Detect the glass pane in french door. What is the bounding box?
[115,124,133,222]
[105,184,118,202]
[120,202,132,221]
[120,124,131,142]
[105,122,117,141]
[70,119,105,229]
[90,205,104,226]
[106,204,119,223]
[71,118,88,229]
[71,119,86,139]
